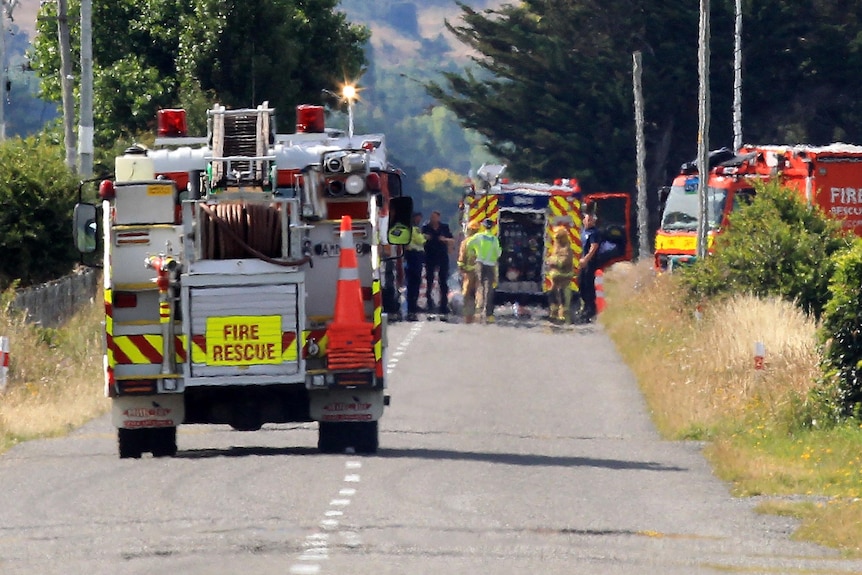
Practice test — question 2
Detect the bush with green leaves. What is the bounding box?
[0,137,80,290]
[680,180,849,319]
[820,239,862,417]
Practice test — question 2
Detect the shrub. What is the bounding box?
[0,137,80,289]
[820,239,862,416]
[680,180,849,319]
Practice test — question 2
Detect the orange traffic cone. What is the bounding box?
[328,215,375,370]
[332,215,366,325]
[595,268,606,313]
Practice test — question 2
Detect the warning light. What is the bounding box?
[157,109,188,137]
[98,179,116,200]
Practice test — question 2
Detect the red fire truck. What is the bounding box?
[73,100,412,457]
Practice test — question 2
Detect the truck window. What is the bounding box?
[660,184,727,231]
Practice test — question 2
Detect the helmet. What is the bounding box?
[553,226,569,239]
[482,218,494,229]
[467,221,481,232]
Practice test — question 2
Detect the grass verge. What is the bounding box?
[602,261,862,555]
[0,287,108,454]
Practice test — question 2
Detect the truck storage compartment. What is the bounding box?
[186,283,301,380]
[497,211,546,294]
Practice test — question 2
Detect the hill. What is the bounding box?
[339,0,504,66]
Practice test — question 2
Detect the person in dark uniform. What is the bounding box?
[577,212,602,323]
[421,210,455,318]
[404,212,426,321]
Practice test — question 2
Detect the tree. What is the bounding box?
[30,0,369,144]
[0,137,79,289]
[428,0,862,200]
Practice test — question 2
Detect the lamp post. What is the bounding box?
[342,83,357,140]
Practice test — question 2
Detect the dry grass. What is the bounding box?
[602,261,862,553]
[0,289,108,453]
[603,261,819,438]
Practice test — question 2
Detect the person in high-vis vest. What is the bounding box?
[545,226,575,323]
[457,222,481,323]
[404,212,426,321]
[469,218,503,324]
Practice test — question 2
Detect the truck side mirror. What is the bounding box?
[73,203,98,254]
[387,196,413,246]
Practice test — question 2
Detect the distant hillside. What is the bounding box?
[339,0,505,68]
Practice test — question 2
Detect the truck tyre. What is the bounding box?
[151,427,178,458]
[317,422,344,453]
[118,428,144,459]
[353,421,379,454]
[318,421,378,454]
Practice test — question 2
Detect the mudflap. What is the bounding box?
[309,388,385,423]
[112,394,185,429]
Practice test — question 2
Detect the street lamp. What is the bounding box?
[341,83,357,140]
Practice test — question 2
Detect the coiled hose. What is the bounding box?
[199,201,311,267]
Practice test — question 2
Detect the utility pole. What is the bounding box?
[633,51,649,260]
[79,0,93,176]
[732,0,743,151]
[0,0,19,142]
[57,0,76,170]
[696,0,711,260]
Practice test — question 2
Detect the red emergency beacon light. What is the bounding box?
[157,109,188,137]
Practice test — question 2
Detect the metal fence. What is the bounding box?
[9,268,100,328]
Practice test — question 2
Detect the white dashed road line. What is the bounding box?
[287,324,421,575]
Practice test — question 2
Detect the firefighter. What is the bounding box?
[471,218,503,324]
[545,226,575,323]
[404,212,426,322]
[457,222,481,323]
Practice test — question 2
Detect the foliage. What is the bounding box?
[680,180,848,319]
[0,137,80,289]
[820,240,862,416]
[30,0,369,146]
[419,167,467,223]
[429,0,862,198]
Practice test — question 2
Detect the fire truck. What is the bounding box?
[460,164,632,307]
[655,144,862,270]
[73,101,413,458]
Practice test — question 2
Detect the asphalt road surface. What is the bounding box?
[2,315,862,575]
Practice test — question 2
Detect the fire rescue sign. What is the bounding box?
[205,315,282,365]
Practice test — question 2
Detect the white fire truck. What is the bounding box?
[73,101,412,457]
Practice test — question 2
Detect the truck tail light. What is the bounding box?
[114,292,138,308]
[117,379,157,395]
[366,172,380,191]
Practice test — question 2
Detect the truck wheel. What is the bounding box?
[317,422,345,453]
[317,422,378,454]
[151,427,178,458]
[118,428,144,459]
[353,421,379,454]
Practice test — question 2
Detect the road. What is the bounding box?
[1,316,861,574]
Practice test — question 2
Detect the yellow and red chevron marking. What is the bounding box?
[188,332,298,364]
[467,195,499,235]
[372,280,383,378]
[109,334,187,365]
